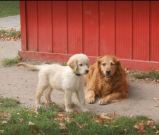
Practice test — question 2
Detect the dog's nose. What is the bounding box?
[106,70,111,75]
[85,69,89,74]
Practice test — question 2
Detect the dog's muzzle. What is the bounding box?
[105,71,112,78]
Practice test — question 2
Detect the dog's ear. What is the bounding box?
[96,57,102,72]
[116,59,123,73]
[97,56,102,65]
[67,59,78,72]
[116,60,121,66]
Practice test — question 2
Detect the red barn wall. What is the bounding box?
[20,1,159,70]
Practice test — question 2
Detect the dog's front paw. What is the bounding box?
[98,99,109,105]
[86,97,95,104]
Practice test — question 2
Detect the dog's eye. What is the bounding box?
[102,63,106,66]
[79,64,83,66]
[110,62,115,66]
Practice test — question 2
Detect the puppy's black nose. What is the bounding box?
[85,70,89,74]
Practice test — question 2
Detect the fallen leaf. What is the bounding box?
[0,112,11,121]
[28,121,35,126]
[134,122,145,133]
[56,112,66,122]
[73,120,84,129]
[146,120,155,127]
[19,118,24,123]
[155,130,159,134]
[59,123,67,129]
[0,130,4,133]
[129,114,134,118]
[152,126,157,129]
[99,113,112,120]
[1,121,7,124]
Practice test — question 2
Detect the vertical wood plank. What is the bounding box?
[37,1,52,52]
[116,1,132,59]
[150,1,159,61]
[83,1,99,56]
[133,1,149,60]
[52,1,67,53]
[20,1,27,51]
[26,1,38,51]
[99,1,115,56]
[68,1,82,54]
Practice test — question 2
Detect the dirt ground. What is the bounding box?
[0,63,159,121]
[0,29,159,122]
[0,40,20,60]
[0,15,20,30]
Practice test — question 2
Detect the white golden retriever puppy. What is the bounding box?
[18,54,89,112]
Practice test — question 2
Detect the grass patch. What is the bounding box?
[0,97,20,108]
[0,1,19,18]
[0,29,21,40]
[2,57,20,67]
[130,71,159,80]
[0,97,159,135]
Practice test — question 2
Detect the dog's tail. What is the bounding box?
[17,63,41,71]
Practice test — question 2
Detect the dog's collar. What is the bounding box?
[75,73,81,76]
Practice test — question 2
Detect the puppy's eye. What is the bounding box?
[79,64,83,66]
[102,63,106,66]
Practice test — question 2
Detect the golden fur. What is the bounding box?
[85,55,128,105]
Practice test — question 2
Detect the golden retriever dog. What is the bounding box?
[85,55,128,105]
[18,54,89,112]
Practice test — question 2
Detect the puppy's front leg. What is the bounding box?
[76,90,89,112]
[64,90,73,112]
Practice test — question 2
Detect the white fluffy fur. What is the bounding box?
[18,54,89,112]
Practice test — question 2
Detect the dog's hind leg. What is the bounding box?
[44,87,53,106]
[35,74,48,110]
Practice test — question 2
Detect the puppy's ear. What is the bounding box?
[67,59,78,72]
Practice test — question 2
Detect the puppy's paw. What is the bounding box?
[35,104,42,111]
[98,99,109,105]
[70,103,76,108]
[65,108,74,113]
[81,107,89,112]
[45,101,54,107]
[86,97,95,104]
